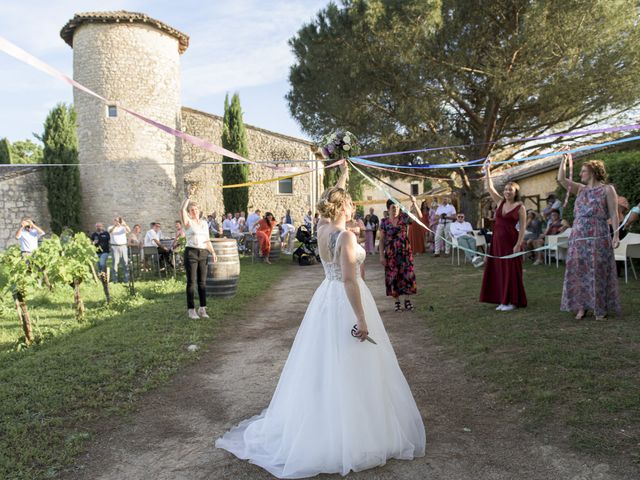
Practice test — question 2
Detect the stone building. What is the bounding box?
[0,11,322,249]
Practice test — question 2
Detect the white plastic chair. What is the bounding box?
[451,236,461,266]
[473,230,487,251]
[614,232,640,283]
[545,228,572,268]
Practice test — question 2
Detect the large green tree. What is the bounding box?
[41,104,81,234]
[287,0,640,222]
[222,93,250,214]
[0,137,13,164]
[12,139,43,164]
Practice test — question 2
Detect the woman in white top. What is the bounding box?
[180,198,217,320]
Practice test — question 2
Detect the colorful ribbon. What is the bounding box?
[220,159,343,188]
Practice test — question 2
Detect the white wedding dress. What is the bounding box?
[215,230,425,478]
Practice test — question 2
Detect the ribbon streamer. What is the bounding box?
[220,159,344,188]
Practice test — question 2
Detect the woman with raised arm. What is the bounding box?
[479,159,527,311]
[216,163,425,478]
[180,198,217,319]
[557,154,620,320]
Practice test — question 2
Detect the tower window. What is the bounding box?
[411,183,419,195]
[278,178,293,195]
[107,105,118,117]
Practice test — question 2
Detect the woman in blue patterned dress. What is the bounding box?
[379,196,420,312]
[557,155,621,320]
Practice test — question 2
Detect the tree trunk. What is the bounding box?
[455,177,485,228]
[73,279,85,322]
[99,272,111,304]
[14,292,33,345]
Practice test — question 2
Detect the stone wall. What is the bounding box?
[0,168,51,250]
[181,107,323,225]
[512,170,558,212]
[71,22,183,232]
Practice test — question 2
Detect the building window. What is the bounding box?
[411,183,419,195]
[278,178,293,194]
[367,196,373,201]
[107,105,118,117]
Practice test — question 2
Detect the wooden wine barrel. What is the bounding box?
[206,238,240,298]
[269,227,281,262]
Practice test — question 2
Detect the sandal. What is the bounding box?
[404,300,414,311]
[394,301,402,312]
[575,309,587,320]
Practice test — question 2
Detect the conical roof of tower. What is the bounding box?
[60,11,189,53]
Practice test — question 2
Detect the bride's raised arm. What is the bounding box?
[318,161,350,228]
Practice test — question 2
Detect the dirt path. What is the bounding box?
[63,259,631,480]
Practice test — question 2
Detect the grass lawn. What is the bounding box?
[414,254,640,463]
[0,257,290,480]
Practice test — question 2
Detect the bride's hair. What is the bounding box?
[317,187,351,220]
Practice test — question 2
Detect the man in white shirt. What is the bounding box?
[222,213,236,238]
[144,222,173,269]
[450,213,482,266]
[434,197,456,256]
[247,209,261,232]
[108,217,131,283]
[14,218,45,256]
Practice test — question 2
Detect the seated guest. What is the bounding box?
[304,210,313,230]
[90,222,110,274]
[208,212,221,237]
[312,212,320,234]
[247,209,261,232]
[625,202,640,230]
[222,213,235,238]
[524,210,544,257]
[128,224,143,249]
[144,222,173,269]
[450,213,483,266]
[531,209,567,265]
[15,218,45,256]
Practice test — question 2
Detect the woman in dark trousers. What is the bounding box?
[180,197,217,319]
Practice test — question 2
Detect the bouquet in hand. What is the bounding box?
[321,130,360,160]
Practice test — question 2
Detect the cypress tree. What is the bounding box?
[41,104,81,234]
[222,93,250,214]
[0,137,13,164]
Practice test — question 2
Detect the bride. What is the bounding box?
[215,164,425,478]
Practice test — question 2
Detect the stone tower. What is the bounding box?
[60,11,189,231]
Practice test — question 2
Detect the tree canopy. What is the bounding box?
[287,0,640,217]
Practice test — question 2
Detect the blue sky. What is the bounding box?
[0,0,329,143]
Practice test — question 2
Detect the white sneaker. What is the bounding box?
[188,309,200,319]
[198,307,209,318]
[496,304,506,311]
[472,256,484,268]
[501,304,516,311]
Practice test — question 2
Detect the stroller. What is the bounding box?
[292,225,320,266]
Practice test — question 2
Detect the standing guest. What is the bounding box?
[523,210,544,256]
[530,209,567,265]
[480,159,527,311]
[304,209,313,230]
[450,213,483,266]
[364,214,376,254]
[280,213,296,254]
[558,155,620,320]
[128,224,142,248]
[542,194,563,220]
[247,209,262,232]
[427,200,439,252]
[108,217,130,283]
[433,197,456,257]
[368,207,380,247]
[15,218,45,256]
[379,196,420,312]
[253,212,277,264]
[180,198,217,319]
[312,212,320,234]
[90,223,111,274]
[407,200,428,254]
[284,209,293,226]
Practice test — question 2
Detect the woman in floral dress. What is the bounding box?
[379,196,420,312]
[557,155,621,320]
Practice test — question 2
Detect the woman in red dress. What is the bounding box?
[254,212,276,264]
[407,201,429,254]
[479,159,527,311]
